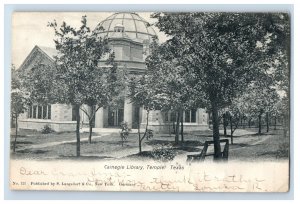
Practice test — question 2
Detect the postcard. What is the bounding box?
[10,12,290,192]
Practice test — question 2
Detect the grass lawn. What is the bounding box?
[10,127,289,162]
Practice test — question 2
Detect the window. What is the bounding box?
[72,105,77,121]
[164,112,169,122]
[38,106,42,119]
[32,106,37,119]
[42,105,47,119]
[28,105,51,119]
[184,109,197,123]
[170,112,177,122]
[168,110,197,123]
[28,106,32,118]
[47,106,51,119]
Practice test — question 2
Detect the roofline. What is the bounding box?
[107,37,144,45]
[19,45,55,70]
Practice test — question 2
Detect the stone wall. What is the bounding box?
[18,119,77,132]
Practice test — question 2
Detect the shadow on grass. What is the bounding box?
[15,149,49,154]
[94,140,135,147]
[10,135,27,138]
[58,155,114,160]
[127,151,154,159]
[230,143,251,147]
[10,141,33,145]
[145,139,174,146]
[256,150,289,158]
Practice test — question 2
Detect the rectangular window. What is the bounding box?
[170,112,177,122]
[28,105,51,119]
[185,110,190,122]
[164,112,169,122]
[47,105,51,119]
[191,109,196,123]
[37,106,42,119]
[72,106,77,121]
[28,106,32,118]
[184,109,197,123]
[42,105,47,119]
[32,105,37,119]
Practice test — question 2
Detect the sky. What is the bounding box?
[11,12,169,68]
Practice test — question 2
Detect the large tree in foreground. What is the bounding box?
[151,13,289,160]
[48,16,118,156]
[143,39,206,145]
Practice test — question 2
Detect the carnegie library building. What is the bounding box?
[18,12,209,133]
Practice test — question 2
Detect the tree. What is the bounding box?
[151,12,289,160]
[78,54,127,144]
[143,38,206,146]
[48,16,118,156]
[11,65,28,152]
[128,74,162,153]
[19,60,57,105]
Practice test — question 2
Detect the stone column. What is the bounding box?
[124,98,133,129]
[141,107,147,124]
[197,108,201,124]
[95,107,104,128]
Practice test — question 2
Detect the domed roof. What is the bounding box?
[94,12,157,42]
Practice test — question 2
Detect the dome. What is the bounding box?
[94,12,157,42]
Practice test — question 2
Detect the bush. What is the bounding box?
[151,144,176,162]
[41,125,54,134]
[276,142,289,158]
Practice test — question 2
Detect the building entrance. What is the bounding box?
[108,107,124,127]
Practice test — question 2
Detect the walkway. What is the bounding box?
[16,133,110,152]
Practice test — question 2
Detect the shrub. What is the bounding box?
[41,125,54,134]
[151,144,176,162]
[276,142,289,158]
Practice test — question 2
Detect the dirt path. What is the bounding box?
[16,134,109,151]
[84,144,153,159]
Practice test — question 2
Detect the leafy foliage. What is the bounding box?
[41,125,55,134]
[150,12,290,159]
[46,16,124,154]
[151,144,176,162]
[11,65,29,152]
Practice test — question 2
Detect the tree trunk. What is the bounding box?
[258,113,262,135]
[248,118,251,128]
[137,108,142,153]
[211,100,222,160]
[88,106,95,144]
[139,109,150,153]
[13,114,18,152]
[75,104,81,157]
[266,112,269,133]
[88,121,93,144]
[169,122,171,137]
[230,116,233,145]
[274,116,277,130]
[138,117,141,153]
[180,110,184,145]
[175,111,180,145]
[223,113,227,136]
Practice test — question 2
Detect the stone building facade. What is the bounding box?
[18,12,209,133]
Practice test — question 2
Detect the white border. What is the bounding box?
[1,0,298,203]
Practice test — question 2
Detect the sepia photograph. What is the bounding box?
[9,11,290,192]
